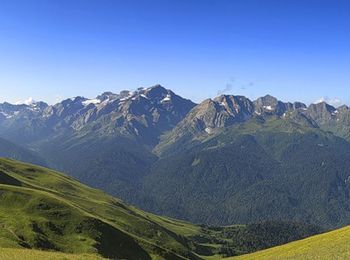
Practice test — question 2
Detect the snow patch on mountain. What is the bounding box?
[264,105,274,111]
[161,94,171,103]
[82,99,101,106]
[0,112,12,118]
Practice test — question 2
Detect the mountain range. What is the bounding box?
[1,85,350,228]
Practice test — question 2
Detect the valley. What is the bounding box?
[0,158,322,259]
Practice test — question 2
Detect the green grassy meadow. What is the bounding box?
[230,225,350,260]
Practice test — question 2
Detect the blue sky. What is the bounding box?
[0,0,349,105]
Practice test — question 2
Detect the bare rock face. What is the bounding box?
[304,102,350,140]
[115,85,196,132]
[157,95,255,152]
[254,95,306,116]
[1,87,350,147]
[185,95,255,133]
[306,102,337,124]
[0,85,196,145]
[168,94,307,140]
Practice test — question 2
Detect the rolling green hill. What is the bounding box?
[0,158,321,259]
[0,248,100,260]
[230,225,350,259]
[0,158,201,259]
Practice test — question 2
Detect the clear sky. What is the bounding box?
[0,0,350,106]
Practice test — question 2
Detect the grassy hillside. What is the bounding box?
[0,158,201,259]
[231,225,350,259]
[0,158,321,259]
[0,248,100,260]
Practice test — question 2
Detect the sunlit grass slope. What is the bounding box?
[0,248,100,260]
[231,225,350,260]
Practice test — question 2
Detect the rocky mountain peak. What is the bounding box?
[254,95,280,115]
[34,85,196,144]
[305,102,337,126]
[111,86,195,138]
[308,102,336,114]
[119,90,134,99]
[293,102,307,110]
[254,95,306,116]
[97,91,119,102]
[255,94,279,106]
[213,95,254,116]
[142,85,168,99]
[173,95,254,136]
[0,100,49,120]
[337,105,349,113]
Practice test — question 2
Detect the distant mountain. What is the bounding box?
[155,94,308,156]
[1,87,350,228]
[0,101,48,119]
[253,94,306,116]
[305,102,350,140]
[146,117,350,227]
[0,85,196,206]
[0,85,195,145]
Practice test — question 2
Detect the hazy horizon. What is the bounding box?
[2,85,346,109]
